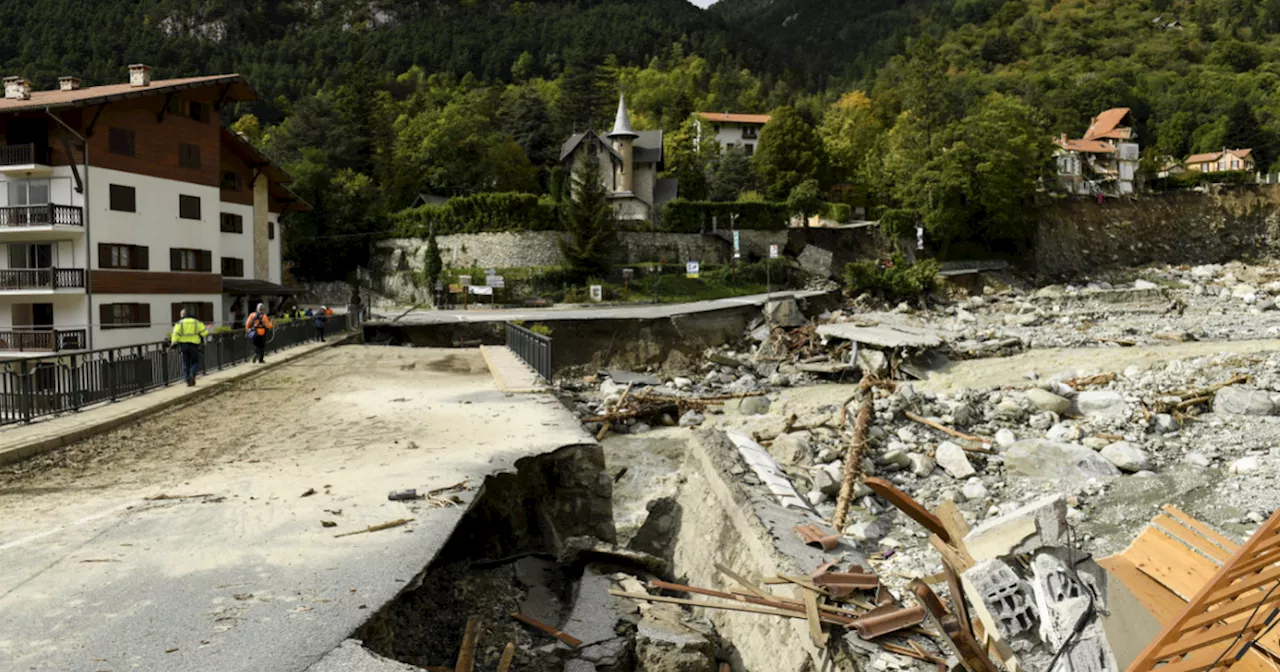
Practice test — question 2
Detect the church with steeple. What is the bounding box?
[558,95,678,222]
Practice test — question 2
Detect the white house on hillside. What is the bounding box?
[694,111,771,156]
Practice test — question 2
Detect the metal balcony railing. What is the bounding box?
[0,204,83,228]
[0,268,85,290]
[0,328,87,352]
[0,143,42,166]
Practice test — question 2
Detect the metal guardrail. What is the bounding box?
[504,322,553,382]
[0,313,354,426]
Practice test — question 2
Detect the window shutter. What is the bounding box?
[138,303,151,327]
[200,303,213,322]
[99,303,111,327]
[171,303,181,323]
[98,243,110,268]
[200,250,212,273]
[135,245,149,270]
[170,248,181,271]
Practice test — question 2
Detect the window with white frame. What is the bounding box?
[8,178,49,206]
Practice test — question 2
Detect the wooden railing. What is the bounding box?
[0,268,85,290]
[0,204,83,228]
[0,143,37,166]
[0,328,86,352]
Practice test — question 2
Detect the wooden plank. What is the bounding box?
[609,590,848,626]
[1099,554,1188,625]
[1154,515,1233,564]
[715,563,769,600]
[798,586,828,648]
[1128,528,1220,600]
[1145,641,1241,672]
[455,616,481,672]
[1224,547,1280,582]
[1157,620,1268,659]
[930,534,974,574]
[1205,563,1280,604]
[1182,586,1280,631]
[510,612,583,648]
[496,643,515,672]
[1164,505,1242,552]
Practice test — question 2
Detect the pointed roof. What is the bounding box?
[608,94,639,139]
[1083,107,1133,141]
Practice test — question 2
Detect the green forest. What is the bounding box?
[3,0,1280,278]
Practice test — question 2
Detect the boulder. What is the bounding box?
[763,298,806,328]
[1025,388,1072,415]
[1004,439,1121,480]
[936,441,977,478]
[1100,441,1152,473]
[994,428,1018,448]
[962,478,989,501]
[846,521,885,541]
[856,348,890,378]
[1213,387,1276,416]
[739,396,771,415]
[1075,390,1127,417]
[1230,456,1261,475]
[678,411,705,427]
[908,453,936,477]
[770,432,812,465]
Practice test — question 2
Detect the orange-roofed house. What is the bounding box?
[1053,107,1140,196]
[694,111,772,156]
[1184,148,1255,174]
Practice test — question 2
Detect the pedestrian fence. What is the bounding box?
[504,322,553,382]
[0,313,355,427]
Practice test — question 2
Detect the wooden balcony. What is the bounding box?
[0,143,49,167]
[0,268,85,291]
[0,204,83,229]
[0,328,86,352]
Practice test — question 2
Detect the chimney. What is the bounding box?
[128,64,152,87]
[58,76,81,91]
[4,77,31,101]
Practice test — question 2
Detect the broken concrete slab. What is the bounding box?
[763,298,807,328]
[964,494,1069,560]
[816,322,952,349]
[726,432,809,511]
[1004,439,1122,481]
[635,604,716,672]
[608,370,663,386]
[306,640,425,672]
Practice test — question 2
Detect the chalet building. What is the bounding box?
[560,95,677,222]
[1185,148,1256,174]
[694,111,771,156]
[0,65,303,355]
[1054,107,1140,196]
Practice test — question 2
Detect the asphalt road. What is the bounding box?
[0,346,588,672]
[377,290,829,326]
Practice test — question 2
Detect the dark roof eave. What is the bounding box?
[18,76,254,115]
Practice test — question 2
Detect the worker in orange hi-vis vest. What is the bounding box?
[244,303,274,364]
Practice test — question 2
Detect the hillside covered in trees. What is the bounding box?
[3,0,1280,277]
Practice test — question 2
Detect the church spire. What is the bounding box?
[608,93,639,139]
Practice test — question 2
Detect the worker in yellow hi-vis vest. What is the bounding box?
[170,308,209,387]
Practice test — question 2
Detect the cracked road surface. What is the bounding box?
[0,346,588,672]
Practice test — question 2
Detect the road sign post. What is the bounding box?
[768,243,779,297]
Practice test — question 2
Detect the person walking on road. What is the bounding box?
[312,306,327,342]
[170,308,209,387]
[245,303,273,364]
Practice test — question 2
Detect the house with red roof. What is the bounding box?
[1185,148,1255,174]
[1054,107,1140,196]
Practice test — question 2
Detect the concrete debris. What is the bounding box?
[763,298,807,328]
[965,495,1069,560]
[935,441,977,478]
[636,604,717,672]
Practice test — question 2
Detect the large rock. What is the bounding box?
[636,604,716,672]
[1100,441,1152,473]
[763,298,806,328]
[1025,388,1072,415]
[856,348,890,378]
[1004,439,1121,480]
[1230,456,1262,475]
[1075,390,1127,417]
[936,441,977,478]
[739,396,771,415]
[769,432,812,465]
[1213,387,1276,416]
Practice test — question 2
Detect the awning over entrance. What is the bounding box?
[222,279,305,296]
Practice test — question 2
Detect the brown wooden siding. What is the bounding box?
[80,90,222,186]
[219,142,254,205]
[92,270,222,294]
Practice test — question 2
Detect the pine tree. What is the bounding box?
[424,229,443,289]
[559,149,617,281]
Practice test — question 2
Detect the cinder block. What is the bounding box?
[964,559,1038,639]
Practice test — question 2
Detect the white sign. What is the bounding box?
[468,285,493,296]
[459,275,472,287]
[485,268,497,277]
[589,285,603,302]
[769,244,779,259]
[732,230,740,250]
[486,274,504,288]
[686,261,700,279]
[916,226,925,251]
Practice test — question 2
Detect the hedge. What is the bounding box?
[390,192,559,236]
[1164,169,1256,189]
[660,199,790,232]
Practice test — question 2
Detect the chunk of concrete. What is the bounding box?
[1231,456,1261,474]
[763,297,806,328]
[635,603,716,672]
[769,432,812,465]
[963,494,1069,560]
[856,348,890,378]
[1025,388,1072,415]
[1004,439,1121,480]
[1100,441,1151,473]
[962,559,1038,640]
[1213,387,1276,416]
[936,441,977,478]
[1075,390,1127,417]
